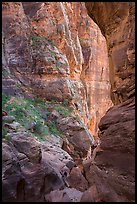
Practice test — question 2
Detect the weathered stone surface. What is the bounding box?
[45,187,83,202]
[65,167,88,192]
[31,78,72,102]
[78,3,113,135]
[2,2,32,78]
[80,185,100,202]
[86,2,135,105]
[22,2,84,77]
[85,2,135,202]
[41,139,74,176]
[57,116,94,158]
[2,3,32,98]
[27,2,112,135]
[48,110,61,121]
[30,35,70,77]
[63,187,83,202]
[2,2,112,135]
[45,189,72,202]
[2,133,70,202]
[10,133,42,164]
[2,115,16,123]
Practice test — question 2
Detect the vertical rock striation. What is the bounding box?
[85,2,135,202]
[21,2,112,135]
[3,2,131,202]
[86,2,135,104]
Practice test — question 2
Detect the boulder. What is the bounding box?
[41,138,74,175]
[45,187,83,202]
[45,189,72,202]
[10,133,42,164]
[65,167,88,191]
[83,99,135,202]
[57,117,94,158]
[48,109,61,121]
[2,133,68,202]
[2,116,16,123]
[80,185,100,202]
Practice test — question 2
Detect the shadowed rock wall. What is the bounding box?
[85,2,135,202]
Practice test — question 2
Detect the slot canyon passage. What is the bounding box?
[2,2,135,202]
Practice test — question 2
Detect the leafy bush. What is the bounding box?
[45,121,63,137]
[63,99,69,106]
[54,106,72,117]
[2,93,66,140]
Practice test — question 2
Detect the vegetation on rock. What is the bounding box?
[2,93,73,141]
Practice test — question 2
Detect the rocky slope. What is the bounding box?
[2,2,135,202]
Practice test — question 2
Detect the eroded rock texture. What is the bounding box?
[2,2,112,136]
[2,2,134,202]
[85,2,135,202]
[86,2,135,105]
[2,3,32,83]
[2,133,70,202]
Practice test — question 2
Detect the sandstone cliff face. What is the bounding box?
[2,2,113,202]
[85,2,135,202]
[2,2,134,202]
[2,3,31,97]
[86,2,135,105]
[2,3,32,82]
[2,2,112,136]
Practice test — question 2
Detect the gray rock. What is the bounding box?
[45,187,83,202]
[49,110,61,121]
[45,189,72,202]
[41,140,74,173]
[10,133,42,164]
[27,121,37,130]
[63,187,83,202]
[4,122,21,130]
[66,160,76,170]
[2,116,16,123]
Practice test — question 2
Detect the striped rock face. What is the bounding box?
[2,2,112,136]
[85,2,135,202]
[3,2,134,202]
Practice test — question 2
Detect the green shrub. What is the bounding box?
[54,106,72,117]
[2,127,9,138]
[63,99,69,106]
[46,120,63,137]
[2,93,67,140]
[34,121,49,135]
[31,34,56,47]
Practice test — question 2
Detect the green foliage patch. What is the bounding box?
[2,93,72,141]
[31,34,56,47]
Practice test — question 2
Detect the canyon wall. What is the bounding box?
[85,2,135,202]
[2,2,113,202]
[86,2,135,105]
[2,2,135,202]
[2,2,112,136]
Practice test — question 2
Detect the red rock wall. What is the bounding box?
[23,2,113,135]
[85,2,135,202]
[2,2,112,136]
[86,2,135,105]
[2,2,135,202]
